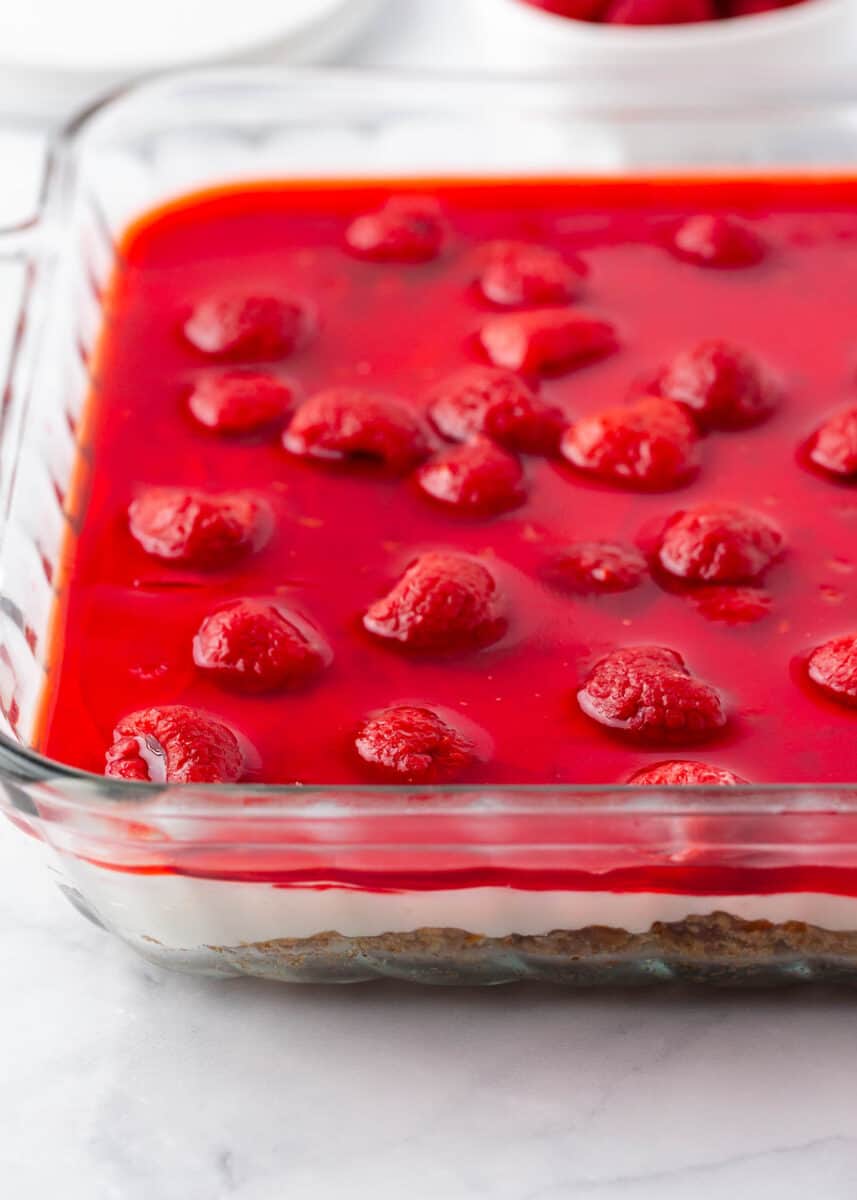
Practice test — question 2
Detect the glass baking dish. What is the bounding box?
[4,68,857,986]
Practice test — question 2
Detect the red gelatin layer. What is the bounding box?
[37,177,857,788]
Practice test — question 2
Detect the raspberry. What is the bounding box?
[363,551,506,652]
[476,240,586,307]
[604,0,715,21]
[653,340,778,430]
[355,705,477,783]
[104,705,246,784]
[283,388,430,474]
[427,366,564,455]
[182,293,313,361]
[345,197,444,263]
[628,760,747,785]
[808,406,857,478]
[479,309,617,375]
[187,370,295,434]
[128,487,271,568]
[193,599,330,693]
[561,396,700,490]
[692,586,772,624]
[520,0,609,16]
[671,214,766,268]
[416,438,525,515]
[578,646,727,741]
[808,635,857,707]
[657,503,784,584]
[547,541,647,594]
[726,0,800,14]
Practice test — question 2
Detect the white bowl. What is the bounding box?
[480,0,857,83]
[0,0,384,119]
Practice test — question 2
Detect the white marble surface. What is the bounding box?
[5,825,857,1200]
[4,3,857,1197]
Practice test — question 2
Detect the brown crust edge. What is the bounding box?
[135,912,857,985]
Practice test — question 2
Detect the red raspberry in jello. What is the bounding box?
[807,635,857,707]
[692,585,772,624]
[657,503,784,584]
[653,340,778,430]
[363,551,505,652]
[628,760,747,786]
[547,541,647,594]
[104,705,246,784]
[561,396,699,490]
[604,0,714,22]
[355,705,478,783]
[345,197,444,263]
[182,292,313,361]
[283,387,430,473]
[427,365,564,455]
[187,370,295,434]
[807,406,857,478]
[416,438,526,515]
[479,309,617,375]
[128,487,271,568]
[476,240,586,307]
[671,214,766,268]
[193,599,330,693]
[578,646,727,742]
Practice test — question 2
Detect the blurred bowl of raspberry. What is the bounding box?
[480,0,855,82]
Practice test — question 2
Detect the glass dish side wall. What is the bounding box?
[3,71,857,985]
[15,779,857,985]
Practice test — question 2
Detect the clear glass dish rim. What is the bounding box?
[4,64,857,810]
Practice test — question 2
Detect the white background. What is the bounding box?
[2,2,857,1197]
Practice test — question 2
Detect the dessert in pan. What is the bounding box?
[26,172,857,982]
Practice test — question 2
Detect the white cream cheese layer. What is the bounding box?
[60,858,857,948]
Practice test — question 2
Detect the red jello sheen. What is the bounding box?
[38,178,857,789]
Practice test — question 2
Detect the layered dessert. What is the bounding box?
[36,176,857,981]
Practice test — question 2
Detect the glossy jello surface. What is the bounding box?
[39,177,857,786]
